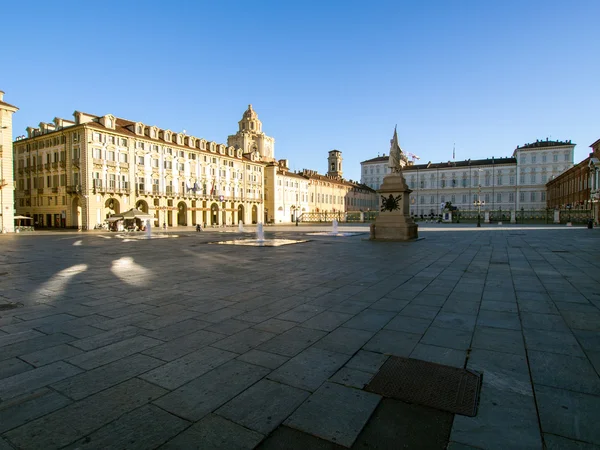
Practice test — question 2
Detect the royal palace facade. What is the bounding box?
[13,104,376,229]
[361,139,575,216]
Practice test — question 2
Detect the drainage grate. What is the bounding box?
[365,356,481,417]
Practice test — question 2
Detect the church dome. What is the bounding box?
[243,104,258,120]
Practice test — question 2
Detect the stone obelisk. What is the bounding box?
[369,127,418,241]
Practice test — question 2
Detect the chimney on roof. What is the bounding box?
[0,90,4,101]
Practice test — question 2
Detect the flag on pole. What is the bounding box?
[210,182,216,196]
[453,143,455,160]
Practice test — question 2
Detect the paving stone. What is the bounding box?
[301,311,353,331]
[256,425,344,450]
[523,328,585,357]
[153,359,269,421]
[237,349,289,369]
[257,326,326,357]
[441,300,480,315]
[312,326,375,355]
[285,381,381,447]
[63,404,189,450]
[143,318,210,341]
[411,293,448,307]
[92,312,159,330]
[353,398,454,450]
[140,346,237,390]
[0,333,75,360]
[0,329,44,348]
[52,353,164,400]
[476,310,521,330]
[217,379,309,434]
[4,378,167,449]
[277,304,327,322]
[0,388,72,434]
[143,329,225,361]
[212,328,276,354]
[431,312,477,332]
[384,314,433,335]
[135,309,206,331]
[472,326,526,355]
[187,299,238,313]
[528,351,600,395]
[345,350,389,374]
[561,311,600,331]
[410,344,467,368]
[328,300,370,315]
[68,335,162,370]
[329,367,374,389]
[0,357,33,380]
[342,309,396,332]
[201,307,246,324]
[0,314,77,334]
[268,347,350,392]
[97,303,157,319]
[160,414,264,450]
[467,349,532,396]
[0,361,82,401]
[451,383,541,449]
[397,304,440,320]
[536,384,600,445]
[520,312,570,332]
[369,297,410,312]
[70,326,142,351]
[363,329,421,356]
[480,300,518,313]
[555,302,599,314]
[204,318,253,335]
[251,318,296,334]
[517,299,559,314]
[420,326,473,350]
[543,433,600,450]
[19,344,83,367]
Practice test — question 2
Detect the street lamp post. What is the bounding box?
[473,183,485,227]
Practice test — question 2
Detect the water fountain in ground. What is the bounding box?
[256,222,264,242]
[306,218,364,237]
[239,221,244,233]
[210,221,308,247]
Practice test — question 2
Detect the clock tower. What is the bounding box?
[227,105,275,162]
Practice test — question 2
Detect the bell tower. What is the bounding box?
[327,150,343,178]
[227,104,275,162]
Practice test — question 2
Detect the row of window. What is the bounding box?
[411,191,547,204]
[520,153,570,164]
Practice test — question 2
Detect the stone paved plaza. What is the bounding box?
[1,224,599,449]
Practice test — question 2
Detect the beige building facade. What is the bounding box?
[14,109,265,230]
[13,104,376,227]
[0,90,18,233]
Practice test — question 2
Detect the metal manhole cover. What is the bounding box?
[365,356,481,417]
[0,302,22,311]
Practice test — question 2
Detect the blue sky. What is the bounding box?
[3,0,599,181]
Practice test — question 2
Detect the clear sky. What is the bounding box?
[2,0,599,182]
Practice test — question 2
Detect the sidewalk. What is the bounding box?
[0,226,599,449]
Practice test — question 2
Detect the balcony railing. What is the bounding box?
[45,163,51,170]
[37,164,44,171]
[72,158,80,167]
[24,189,30,196]
[52,187,59,193]
[37,188,44,194]
[60,160,66,168]
[52,162,58,169]
[66,185,81,194]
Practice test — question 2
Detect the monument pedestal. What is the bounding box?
[370,173,418,241]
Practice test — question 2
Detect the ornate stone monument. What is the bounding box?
[370,128,418,241]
